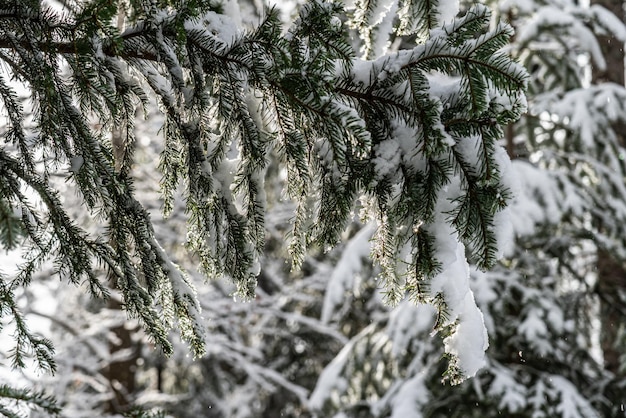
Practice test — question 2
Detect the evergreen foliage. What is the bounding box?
[305,0,626,416]
[20,0,626,415]
[0,385,60,418]
[0,0,527,415]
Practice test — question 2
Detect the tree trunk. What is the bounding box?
[597,251,625,374]
[104,298,139,413]
[591,0,626,376]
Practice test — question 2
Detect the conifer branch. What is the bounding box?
[0,0,527,394]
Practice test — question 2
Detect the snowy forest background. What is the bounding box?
[2,0,626,416]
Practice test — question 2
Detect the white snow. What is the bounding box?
[370,0,400,57]
[517,7,606,71]
[551,375,597,418]
[425,180,489,378]
[321,223,375,323]
[183,10,240,50]
[436,0,460,25]
[387,302,437,358]
[372,138,402,180]
[589,5,626,42]
[390,374,428,418]
[391,121,427,172]
[519,309,548,349]
[508,160,562,237]
[222,0,243,27]
[492,146,518,258]
[488,365,527,412]
[69,155,84,174]
[309,326,375,410]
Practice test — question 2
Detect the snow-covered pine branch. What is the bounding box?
[0,0,526,389]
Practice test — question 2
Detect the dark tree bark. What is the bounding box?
[591,0,626,377]
[592,1,625,86]
[103,301,140,413]
[597,251,625,374]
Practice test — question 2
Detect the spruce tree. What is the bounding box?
[0,0,526,415]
